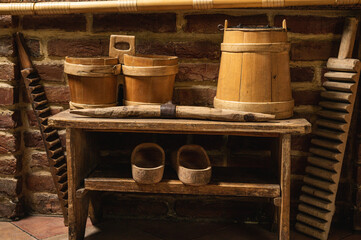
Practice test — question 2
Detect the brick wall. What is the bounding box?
[0,8,360,226]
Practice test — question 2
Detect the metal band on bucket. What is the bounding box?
[221,43,291,53]
[64,62,122,77]
[122,65,178,77]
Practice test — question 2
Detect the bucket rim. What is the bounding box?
[124,54,178,61]
[65,56,119,65]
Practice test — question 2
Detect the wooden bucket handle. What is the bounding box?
[109,35,135,64]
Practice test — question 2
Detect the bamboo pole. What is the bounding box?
[0,0,360,15]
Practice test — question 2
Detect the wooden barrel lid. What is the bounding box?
[65,56,119,65]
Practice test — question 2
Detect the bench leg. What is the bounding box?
[278,134,291,240]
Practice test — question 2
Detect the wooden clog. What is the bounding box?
[131,143,165,184]
[174,145,211,186]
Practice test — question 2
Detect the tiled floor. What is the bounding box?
[0,215,360,240]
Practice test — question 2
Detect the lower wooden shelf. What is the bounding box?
[82,165,280,198]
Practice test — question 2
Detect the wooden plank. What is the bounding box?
[318,101,351,112]
[338,18,358,60]
[49,110,311,135]
[298,203,333,221]
[327,58,361,72]
[309,147,343,161]
[305,166,337,183]
[316,119,348,132]
[313,128,346,141]
[324,71,358,82]
[300,194,334,211]
[295,222,328,240]
[322,81,355,92]
[84,177,280,197]
[303,176,337,193]
[301,185,333,202]
[320,91,352,103]
[317,110,349,122]
[296,213,328,231]
[307,156,341,171]
[311,138,343,152]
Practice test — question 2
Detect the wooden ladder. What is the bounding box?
[295,18,360,240]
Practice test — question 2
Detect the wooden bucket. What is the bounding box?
[122,54,178,105]
[214,21,294,119]
[64,57,121,109]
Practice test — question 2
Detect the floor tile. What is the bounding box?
[193,223,276,240]
[12,216,91,240]
[0,221,35,240]
[131,219,228,240]
[44,220,162,240]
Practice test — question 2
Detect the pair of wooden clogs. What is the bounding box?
[131,143,211,186]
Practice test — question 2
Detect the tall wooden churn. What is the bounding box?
[214,20,294,119]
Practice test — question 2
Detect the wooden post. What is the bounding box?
[278,134,291,240]
[67,128,98,240]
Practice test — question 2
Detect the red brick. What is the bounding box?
[291,155,307,174]
[192,135,225,150]
[24,130,44,149]
[0,15,18,28]
[0,156,21,175]
[290,67,314,82]
[0,177,22,198]
[26,172,56,193]
[0,132,20,153]
[0,197,23,219]
[93,13,176,33]
[136,40,221,60]
[0,110,21,129]
[293,90,321,106]
[291,135,311,151]
[30,152,49,170]
[34,64,64,82]
[0,36,13,57]
[26,107,63,127]
[228,136,272,151]
[274,15,344,34]
[173,87,216,106]
[184,14,268,33]
[47,38,109,57]
[0,36,39,58]
[290,40,339,61]
[321,67,329,83]
[27,193,61,214]
[103,195,168,217]
[356,165,361,185]
[175,199,271,220]
[291,179,304,201]
[228,153,271,168]
[0,63,18,81]
[44,85,70,103]
[177,63,219,82]
[353,208,361,230]
[157,134,188,151]
[0,84,18,105]
[23,14,86,31]
[336,182,352,202]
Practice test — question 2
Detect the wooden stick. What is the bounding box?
[0,0,360,15]
[70,104,276,122]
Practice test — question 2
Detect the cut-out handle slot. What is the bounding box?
[109,35,135,64]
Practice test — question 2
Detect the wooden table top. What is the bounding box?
[49,110,311,135]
